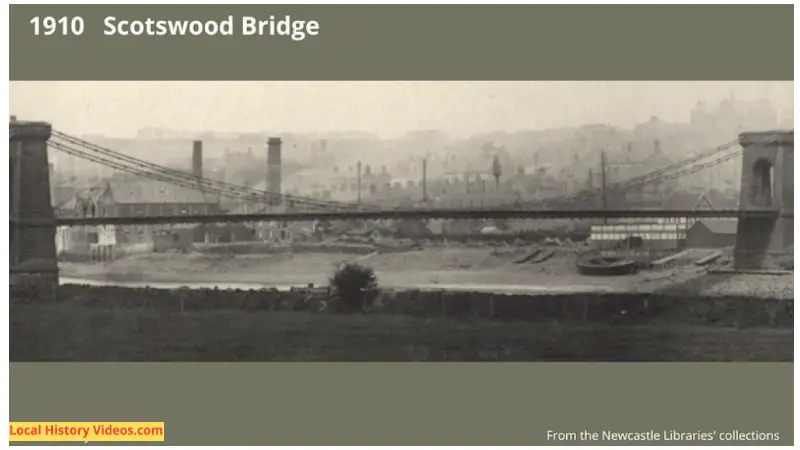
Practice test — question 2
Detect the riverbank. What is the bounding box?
[58,249,794,298]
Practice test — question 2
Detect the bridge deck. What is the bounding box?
[47,208,793,226]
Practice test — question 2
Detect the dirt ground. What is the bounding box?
[59,247,793,298]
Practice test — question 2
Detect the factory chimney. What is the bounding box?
[192,140,203,179]
[267,137,282,205]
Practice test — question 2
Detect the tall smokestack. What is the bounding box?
[267,137,282,205]
[192,140,203,178]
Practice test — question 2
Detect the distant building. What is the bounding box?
[59,178,223,253]
[152,224,196,253]
[588,188,739,254]
[657,189,737,226]
[589,218,686,253]
[440,171,493,186]
[690,98,779,133]
[606,140,677,204]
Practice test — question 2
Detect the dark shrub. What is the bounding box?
[328,263,379,313]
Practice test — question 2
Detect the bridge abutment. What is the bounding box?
[10,119,59,299]
[733,130,793,270]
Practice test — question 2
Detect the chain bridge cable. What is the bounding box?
[511,138,740,209]
[49,140,335,211]
[48,130,778,213]
[48,140,275,203]
[511,135,777,210]
[50,130,382,211]
[49,133,370,211]
[53,133,739,213]
[604,134,776,191]
[48,140,357,215]
[55,127,718,208]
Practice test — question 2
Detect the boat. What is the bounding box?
[576,253,638,276]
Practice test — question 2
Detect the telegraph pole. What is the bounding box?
[356,160,362,208]
[600,150,608,224]
[422,158,428,202]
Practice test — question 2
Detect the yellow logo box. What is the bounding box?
[9,422,165,442]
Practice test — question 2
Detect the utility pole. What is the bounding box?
[492,154,502,191]
[356,160,362,208]
[422,158,427,202]
[600,150,608,225]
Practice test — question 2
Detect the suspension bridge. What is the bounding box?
[40,128,789,221]
[9,119,794,293]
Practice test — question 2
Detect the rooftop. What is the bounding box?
[692,218,739,235]
[104,179,220,205]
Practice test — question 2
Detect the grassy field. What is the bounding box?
[41,246,793,362]
[11,298,793,362]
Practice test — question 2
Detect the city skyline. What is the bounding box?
[10,81,793,139]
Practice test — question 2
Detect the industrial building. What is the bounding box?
[686,219,739,249]
[588,188,738,255]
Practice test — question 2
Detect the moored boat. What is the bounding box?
[576,253,638,276]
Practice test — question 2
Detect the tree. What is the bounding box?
[327,263,379,313]
[491,154,502,190]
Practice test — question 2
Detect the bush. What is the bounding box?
[328,263,379,313]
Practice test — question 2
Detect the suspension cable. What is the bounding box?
[51,130,381,211]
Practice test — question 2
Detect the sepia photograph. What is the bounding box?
[9,81,794,362]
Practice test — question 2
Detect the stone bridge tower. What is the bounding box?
[10,118,59,296]
[733,130,793,270]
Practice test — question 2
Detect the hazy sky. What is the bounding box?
[9,81,793,138]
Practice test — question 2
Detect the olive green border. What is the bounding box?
[9,363,793,446]
[9,4,794,80]
[8,2,795,446]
